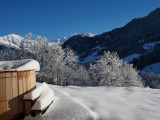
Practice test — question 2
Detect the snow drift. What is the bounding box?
[24,82,55,110]
[25,83,160,120]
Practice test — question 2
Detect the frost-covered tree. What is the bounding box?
[89,51,123,86]
[89,51,143,87]
[122,63,143,87]
[141,72,160,88]
[18,40,26,60]
[73,65,89,86]
[46,42,65,85]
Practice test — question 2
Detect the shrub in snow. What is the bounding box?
[141,72,160,89]
[89,51,143,87]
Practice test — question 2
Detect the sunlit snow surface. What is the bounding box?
[25,83,160,120]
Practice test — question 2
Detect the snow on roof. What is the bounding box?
[0,59,40,72]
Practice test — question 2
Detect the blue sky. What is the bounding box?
[0,0,160,41]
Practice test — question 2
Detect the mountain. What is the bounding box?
[62,8,160,71]
[0,34,24,48]
[51,33,96,45]
[52,37,69,45]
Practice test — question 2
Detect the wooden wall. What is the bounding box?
[0,70,36,120]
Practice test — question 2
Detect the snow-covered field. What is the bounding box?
[141,62,160,75]
[25,83,160,120]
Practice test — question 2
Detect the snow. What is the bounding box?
[91,46,101,50]
[24,82,55,110]
[25,83,160,120]
[104,35,110,39]
[143,41,160,51]
[123,54,140,62]
[81,33,96,37]
[31,85,55,110]
[23,83,48,100]
[79,46,106,63]
[0,34,24,48]
[141,62,160,75]
[0,59,40,71]
[80,51,102,63]
[138,39,145,43]
[51,37,69,45]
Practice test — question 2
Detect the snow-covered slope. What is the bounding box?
[79,51,102,64]
[80,33,96,37]
[123,54,140,62]
[25,83,160,120]
[0,34,24,48]
[141,62,160,75]
[143,41,160,51]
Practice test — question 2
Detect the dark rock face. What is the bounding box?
[62,8,160,70]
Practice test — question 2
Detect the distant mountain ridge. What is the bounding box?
[62,8,160,72]
[0,34,24,48]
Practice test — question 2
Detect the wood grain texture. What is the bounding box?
[23,72,27,93]
[6,99,13,120]
[18,72,23,96]
[6,72,12,100]
[0,101,7,120]
[25,101,32,116]
[0,72,6,101]
[12,98,19,118]
[0,70,37,119]
[27,71,31,92]
[18,97,24,115]
[12,72,18,98]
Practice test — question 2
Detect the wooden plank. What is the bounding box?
[12,72,18,98]
[23,72,27,93]
[27,71,31,92]
[31,71,36,88]
[6,100,13,120]
[0,72,6,100]
[31,101,53,116]
[30,71,33,88]
[0,101,7,120]
[33,71,36,87]
[12,98,19,118]
[24,101,32,116]
[18,97,24,115]
[18,72,23,96]
[6,72,12,100]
